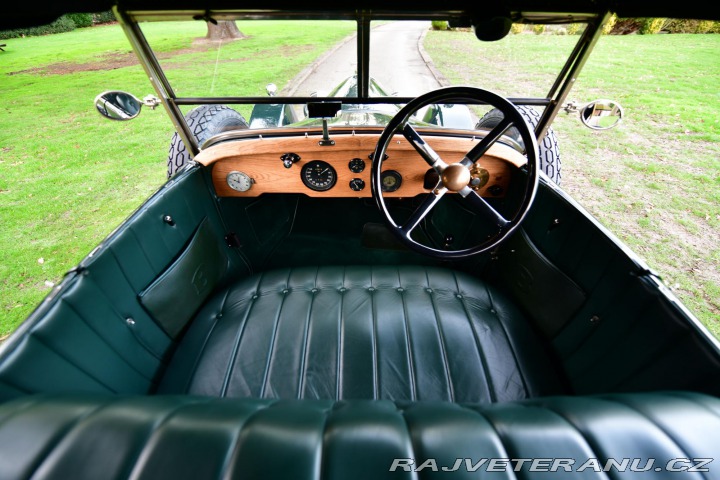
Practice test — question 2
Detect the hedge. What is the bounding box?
[0,11,115,39]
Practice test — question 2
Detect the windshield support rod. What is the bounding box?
[535,11,612,141]
[115,7,200,157]
[357,13,372,99]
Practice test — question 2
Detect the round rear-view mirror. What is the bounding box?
[580,99,623,130]
[94,91,142,121]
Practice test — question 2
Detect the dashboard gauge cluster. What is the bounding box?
[301,160,337,191]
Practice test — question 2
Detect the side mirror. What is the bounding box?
[562,99,623,130]
[579,99,623,130]
[94,91,160,121]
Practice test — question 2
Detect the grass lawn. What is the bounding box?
[1,21,718,340]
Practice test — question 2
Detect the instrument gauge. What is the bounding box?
[226,171,254,192]
[301,160,337,191]
[349,157,365,173]
[380,170,402,192]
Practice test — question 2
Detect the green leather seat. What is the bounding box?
[159,265,566,403]
[1,391,716,479]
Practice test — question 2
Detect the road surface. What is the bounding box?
[287,21,444,97]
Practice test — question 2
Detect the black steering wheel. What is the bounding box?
[371,86,539,258]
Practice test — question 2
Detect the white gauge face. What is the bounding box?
[226,171,253,192]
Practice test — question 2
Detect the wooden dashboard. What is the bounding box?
[195,131,527,198]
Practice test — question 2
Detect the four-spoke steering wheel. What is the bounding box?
[371,86,539,258]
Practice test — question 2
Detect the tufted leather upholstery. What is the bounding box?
[1,391,717,480]
[159,265,566,403]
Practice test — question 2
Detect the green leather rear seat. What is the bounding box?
[158,265,567,403]
[0,391,716,479]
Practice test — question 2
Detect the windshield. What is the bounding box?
[137,18,584,131]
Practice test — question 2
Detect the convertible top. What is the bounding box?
[3,0,719,30]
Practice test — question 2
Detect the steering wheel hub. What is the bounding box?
[441,163,471,192]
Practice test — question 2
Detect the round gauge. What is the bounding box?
[301,160,337,191]
[348,157,365,173]
[380,170,402,192]
[349,178,365,191]
[226,171,254,192]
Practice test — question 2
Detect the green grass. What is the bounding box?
[0,20,354,337]
[425,30,720,338]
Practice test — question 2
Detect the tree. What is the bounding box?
[205,20,247,41]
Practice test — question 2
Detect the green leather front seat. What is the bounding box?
[159,265,566,403]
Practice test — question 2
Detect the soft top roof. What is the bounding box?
[3,0,719,30]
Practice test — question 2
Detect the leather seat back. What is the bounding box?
[0,392,716,480]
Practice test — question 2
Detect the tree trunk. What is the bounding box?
[205,21,247,41]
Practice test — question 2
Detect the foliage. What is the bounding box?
[532,24,545,35]
[639,18,666,34]
[66,13,93,28]
[602,14,617,34]
[664,19,720,33]
[0,15,76,39]
[566,23,582,35]
[431,21,449,31]
[92,11,117,24]
[510,23,525,34]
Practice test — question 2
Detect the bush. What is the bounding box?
[0,14,76,39]
[664,19,720,33]
[510,23,525,34]
[92,11,116,25]
[602,14,618,34]
[431,21,448,31]
[566,23,583,35]
[66,13,92,28]
[639,17,666,34]
[532,24,545,35]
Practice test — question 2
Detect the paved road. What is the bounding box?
[287,21,443,97]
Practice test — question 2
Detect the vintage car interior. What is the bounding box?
[1,1,719,478]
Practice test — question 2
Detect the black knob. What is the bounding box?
[349,178,365,191]
[280,152,301,168]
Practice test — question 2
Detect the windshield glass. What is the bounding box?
[139,18,584,129]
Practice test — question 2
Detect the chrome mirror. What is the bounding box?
[562,99,623,130]
[580,100,623,130]
[579,99,623,130]
[94,91,160,121]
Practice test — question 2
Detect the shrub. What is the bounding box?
[566,23,583,35]
[92,11,116,24]
[639,17,666,34]
[532,24,545,35]
[66,13,92,28]
[664,19,720,33]
[510,23,525,34]
[0,14,76,39]
[431,21,448,31]
[602,14,618,34]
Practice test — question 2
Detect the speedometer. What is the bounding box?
[301,160,337,191]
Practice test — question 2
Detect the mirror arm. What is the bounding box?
[142,95,161,110]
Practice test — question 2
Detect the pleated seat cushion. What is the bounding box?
[158,265,566,403]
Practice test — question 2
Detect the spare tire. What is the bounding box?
[475,105,561,185]
[167,105,249,179]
